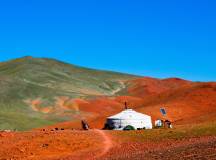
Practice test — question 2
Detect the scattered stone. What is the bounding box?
[42,144,49,148]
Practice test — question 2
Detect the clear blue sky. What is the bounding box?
[0,0,215,81]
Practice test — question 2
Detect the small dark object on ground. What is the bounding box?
[81,120,90,130]
[137,128,145,130]
[42,144,49,148]
[123,125,135,131]
[164,120,173,129]
[103,123,115,130]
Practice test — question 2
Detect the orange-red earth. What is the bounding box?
[1,78,216,159]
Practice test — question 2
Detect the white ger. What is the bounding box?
[106,108,153,130]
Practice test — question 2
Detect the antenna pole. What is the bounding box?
[125,102,128,109]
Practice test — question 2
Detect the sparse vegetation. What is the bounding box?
[111,122,216,142]
[0,57,137,130]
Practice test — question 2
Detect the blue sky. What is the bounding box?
[0,0,215,81]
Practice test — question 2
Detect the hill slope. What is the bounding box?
[1,56,216,131]
[44,76,216,130]
[0,56,136,130]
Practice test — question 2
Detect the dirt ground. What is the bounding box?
[0,130,103,160]
[101,135,216,160]
[0,126,216,160]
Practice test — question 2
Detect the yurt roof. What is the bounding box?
[108,109,151,120]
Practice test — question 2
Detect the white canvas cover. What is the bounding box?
[106,109,152,130]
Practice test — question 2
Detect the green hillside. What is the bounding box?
[0,56,136,131]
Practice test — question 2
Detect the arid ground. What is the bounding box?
[0,122,216,160]
[1,57,216,159]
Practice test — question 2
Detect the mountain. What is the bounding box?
[0,56,216,131]
[0,56,136,130]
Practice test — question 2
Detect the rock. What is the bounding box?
[42,144,49,148]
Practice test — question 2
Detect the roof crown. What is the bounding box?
[108,109,150,120]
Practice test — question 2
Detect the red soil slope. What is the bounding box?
[47,78,216,130]
[127,77,191,97]
[135,82,216,124]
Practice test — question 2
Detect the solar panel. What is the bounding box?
[160,108,167,116]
